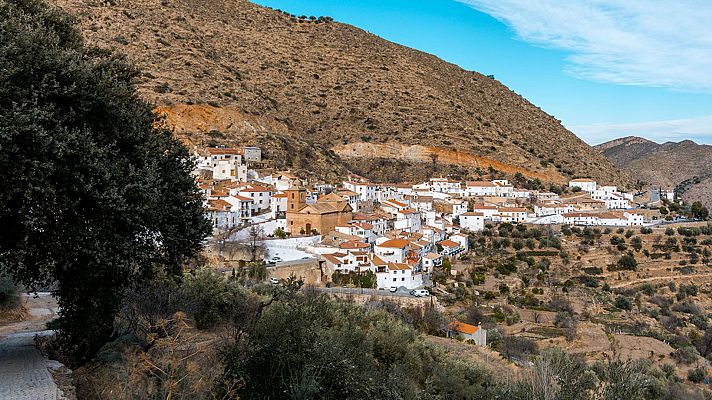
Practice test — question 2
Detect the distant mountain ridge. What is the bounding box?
[54,0,631,186]
[595,136,712,206]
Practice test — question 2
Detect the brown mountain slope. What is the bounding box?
[54,0,630,185]
[596,136,712,206]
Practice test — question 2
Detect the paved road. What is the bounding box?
[317,286,428,299]
[0,293,69,400]
[0,331,62,400]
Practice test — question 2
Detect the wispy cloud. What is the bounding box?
[459,1,712,92]
[568,115,712,145]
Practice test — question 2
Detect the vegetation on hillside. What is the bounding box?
[73,271,705,399]
[53,0,631,186]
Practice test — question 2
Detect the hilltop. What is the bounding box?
[53,0,630,186]
[596,136,712,206]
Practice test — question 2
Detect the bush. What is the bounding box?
[672,346,699,365]
[615,296,633,311]
[222,289,498,399]
[687,368,706,383]
[182,271,257,330]
[554,311,578,341]
[498,335,538,361]
[614,252,638,271]
[0,275,21,316]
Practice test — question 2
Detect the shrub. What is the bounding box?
[222,290,497,399]
[0,275,21,315]
[672,346,699,365]
[549,296,574,313]
[615,252,637,271]
[498,335,538,361]
[554,312,577,341]
[687,368,706,383]
[615,296,632,311]
[182,271,256,330]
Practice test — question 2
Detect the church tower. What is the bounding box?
[285,185,307,212]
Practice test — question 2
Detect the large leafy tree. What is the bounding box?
[0,0,210,363]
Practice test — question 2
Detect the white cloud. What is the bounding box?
[459,0,712,92]
[568,115,712,145]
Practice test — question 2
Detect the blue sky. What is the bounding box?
[253,0,712,145]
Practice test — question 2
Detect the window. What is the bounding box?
[401,278,405,281]
[393,278,396,282]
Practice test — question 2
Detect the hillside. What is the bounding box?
[596,136,712,206]
[53,0,630,186]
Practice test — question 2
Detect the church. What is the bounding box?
[285,186,353,235]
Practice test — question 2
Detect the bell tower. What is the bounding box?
[285,185,307,212]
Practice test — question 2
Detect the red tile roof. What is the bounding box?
[449,321,479,335]
[377,239,410,249]
[438,239,460,248]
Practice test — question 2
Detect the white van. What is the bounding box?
[410,289,430,297]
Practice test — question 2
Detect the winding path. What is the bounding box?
[0,294,71,400]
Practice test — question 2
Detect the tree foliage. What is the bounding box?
[0,0,210,363]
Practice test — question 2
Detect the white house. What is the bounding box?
[449,199,469,218]
[375,262,424,290]
[420,225,445,243]
[625,212,645,226]
[494,180,514,197]
[206,199,240,231]
[382,199,410,215]
[422,252,443,273]
[569,178,597,192]
[509,189,532,199]
[394,208,421,232]
[563,212,599,226]
[471,204,499,219]
[196,147,248,182]
[534,204,574,217]
[464,181,497,197]
[324,251,373,274]
[337,189,361,212]
[450,233,470,253]
[270,193,288,218]
[412,196,434,212]
[374,238,411,263]
[598,212,629,227]
[222,195,253,220]
[447,321,487,346]
[335,222,377,244]
[353,213,390,237]
[238,185,273,213]
[438,239,462,257]
[460,212,485,232]
[430,177,461,194]
[604,194,630,210]
[497,207,528,223]
[343,181,377,202]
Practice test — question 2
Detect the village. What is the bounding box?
[192,145,693,341]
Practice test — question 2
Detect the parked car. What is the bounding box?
[301,256,312,260]
[389,287,398,293]
[269,277,279,285]
[269,256,283,264]
[410,289,430,297]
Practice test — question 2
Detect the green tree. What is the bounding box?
[631,236,643,252]
[617,252,638,271]
[615,296,633,311]
[0,0,210,364]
